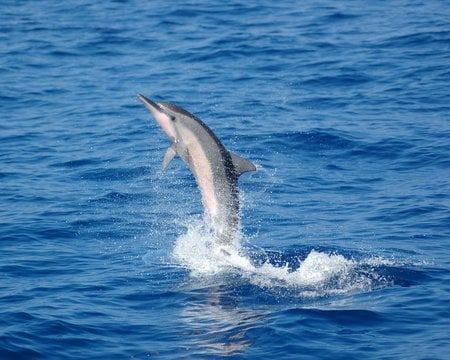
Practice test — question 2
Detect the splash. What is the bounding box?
[172,219,387,297]
[172,218,254,275]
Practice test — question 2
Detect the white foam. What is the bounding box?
[171,218,382,297]
[172,219,253,275]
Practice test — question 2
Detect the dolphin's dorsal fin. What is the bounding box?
[162,143,177,171]
[229,151,256,176]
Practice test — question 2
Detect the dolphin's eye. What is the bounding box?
[170,116,176,122]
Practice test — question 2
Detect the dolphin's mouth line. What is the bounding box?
[138,94,163,113]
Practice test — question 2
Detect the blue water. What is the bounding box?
[1,0,449,358]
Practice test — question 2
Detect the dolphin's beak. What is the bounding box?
[139,94,177,142]
[138,94,162,113]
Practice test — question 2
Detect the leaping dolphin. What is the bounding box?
[139,95,256,245]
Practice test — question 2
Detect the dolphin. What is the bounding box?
[139,94,256,245]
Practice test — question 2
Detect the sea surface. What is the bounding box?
[1,1,449,359]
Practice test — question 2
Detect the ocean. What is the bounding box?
[1,0,449,359]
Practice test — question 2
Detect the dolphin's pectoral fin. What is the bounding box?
[162,143,177,171]
[229,151,256,176]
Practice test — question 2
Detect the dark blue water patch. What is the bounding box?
[0,132,42,145]
[33,225,78,241]
[48,49,83,59]
[50,158,103,168]
[88,191,149,205]
[283,307,386,327]
[301,73,373,88]
[79,166,150,181]
[0,345,45,360]
[0,171,19,180]
[370,266,430,288]
[294,95,351,111]
[394,144,450,170]
[118,289,183,312]
[0,228,42,244]
[324,163,348,171]
[0,260,76,278]
[303,129,359,151]
[1,318,113,360]
[256,129,358,154]
[378,30,450,49]
[321,12,361,22]
[71,216,127,229]
[244,307,390,360]
[347,138,415,161]
[366,205,446,223]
